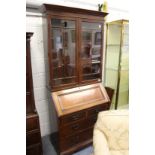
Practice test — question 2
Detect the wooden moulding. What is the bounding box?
[51,83,110,116]
[43,4,108,18]
[43,4,109,91]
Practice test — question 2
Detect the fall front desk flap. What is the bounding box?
[51,83,110,116]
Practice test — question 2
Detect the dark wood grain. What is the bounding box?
[87,103,109,117]
[52,84,110,155]
[26,33,42,155]
[27,144,42,155]
[44,4,108,91]
[27,131,41,147]
[60,111,86,125]
[59,127,93,152]
[105,87,114,108]
[43,4,109,155]
[26,114,40,132]
[26,32,35,114]
[43,4,108,18]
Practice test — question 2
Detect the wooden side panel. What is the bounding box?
[26,33,42,155]
[26,33,35,114]
[27,144,42,155]
[43,4,108,19]
[26,131,41,147]
[26,114,39,132]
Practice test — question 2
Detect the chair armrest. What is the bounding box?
[93,128,110,155]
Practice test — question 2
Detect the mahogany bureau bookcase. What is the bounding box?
[26,32,42,155]
[43,4,110,155]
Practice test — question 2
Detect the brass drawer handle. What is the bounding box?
[71,114,80,121]
[71,124,79,130]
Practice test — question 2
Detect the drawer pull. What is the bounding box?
[71,115,80,121]
[71,124,79,130]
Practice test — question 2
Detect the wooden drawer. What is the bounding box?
[26,116,39,132]
[60,119,88,137]
[87,103,109,117]
[27,144,42,155]
[60,115,98,138]
[87,115,98,127]
[60,128,93,152]
[26,131,41,147]
[61,111,86,125]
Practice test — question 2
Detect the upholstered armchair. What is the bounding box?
[93,110,129,155]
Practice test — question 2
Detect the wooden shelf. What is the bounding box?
[107,44,128,46]
[92,60,100,64]
[83,72,100,77]
[92,55,100,58]
[44,4,108,155]
[106,67,128,71]
[53,76,76,81]
[82,28,102,31]
[51,26,75,29]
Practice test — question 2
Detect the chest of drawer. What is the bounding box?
[87,115,98,127]
[26,144,42,155]
[60,119,89,137]
[26,131,41,147]
[60,127,93,152]
[26,116,39,132]
[60,111,86,125]
[87,103,109,117]
[60,115,98,138]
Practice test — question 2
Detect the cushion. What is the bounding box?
[95,110,129,150]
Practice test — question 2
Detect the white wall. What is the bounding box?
[26,16,58,137]
[26,0,129,137]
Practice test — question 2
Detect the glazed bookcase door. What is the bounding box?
[80,21,103,83]
[50,18,78,89]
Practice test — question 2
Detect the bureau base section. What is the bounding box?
[26,143,42,155]
[59,127,93,155]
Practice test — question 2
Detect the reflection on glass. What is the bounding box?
[105,20,129,109]
[81,22,102,81]
[51,19,76,86]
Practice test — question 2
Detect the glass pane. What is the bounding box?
[105,21,129,110]
[123,33,129,45]
[121,50,129,70]
[105,23,122,109]
[124,24,129,34]
[117,23,129,109]
[105,69,118,89]
[107,24,121,45]
[81,22,102,81]
[106,46,120,70]
[117,90,129,108]
[51,19,77,86]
